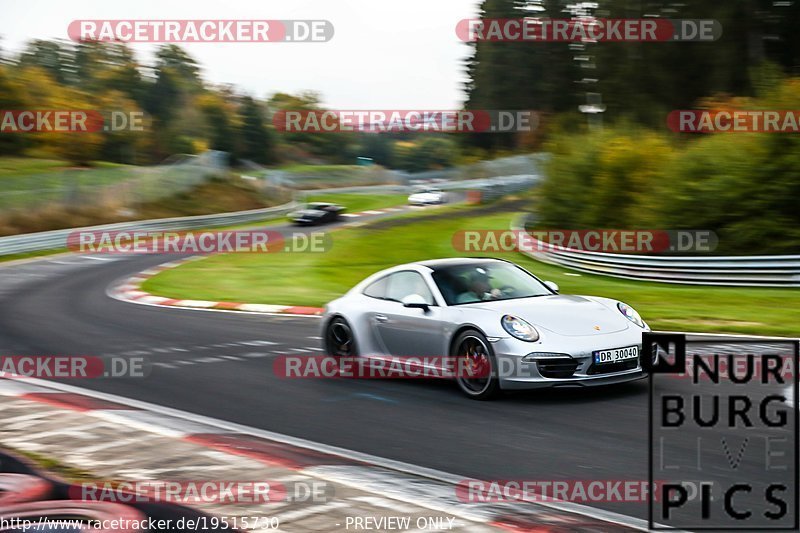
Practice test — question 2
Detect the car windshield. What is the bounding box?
[431,262,553,306]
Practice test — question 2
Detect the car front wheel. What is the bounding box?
[452,329,500,400]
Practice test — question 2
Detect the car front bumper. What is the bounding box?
[491,331,648,390]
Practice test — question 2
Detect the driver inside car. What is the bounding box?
[456,268,502,303]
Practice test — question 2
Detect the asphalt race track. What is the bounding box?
[0,210,795,523]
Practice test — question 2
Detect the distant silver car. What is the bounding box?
[323,258,649,399]
[408,188,447,206]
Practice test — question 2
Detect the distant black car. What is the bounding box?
[289,202,345,225]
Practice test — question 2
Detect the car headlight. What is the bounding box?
[501,315,540,342]
[617,302,645,328]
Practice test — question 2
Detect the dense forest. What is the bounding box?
[2,0,800,251]
[462,0,800,254]
[0,41,462,170]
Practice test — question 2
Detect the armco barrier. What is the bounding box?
[0,201,298,257]
[1,174,541,258]
[512,215,800,287]
[305,173,539,196]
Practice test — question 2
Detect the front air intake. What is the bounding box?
[537,357,580,379]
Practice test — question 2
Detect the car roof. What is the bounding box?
[353,258,512,294]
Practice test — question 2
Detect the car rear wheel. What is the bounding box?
[453,330,499,400]
[325,317,357,357]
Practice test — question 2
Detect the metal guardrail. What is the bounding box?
[255,154,546,189]
[306,174,540,196]
[512,215,800,287]
[0,173,541,257]
[397,154,546,184]
[0,201,298,257]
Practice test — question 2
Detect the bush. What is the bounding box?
[538,97,800,254]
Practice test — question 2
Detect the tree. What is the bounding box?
[0,64,30,155]
[464,0,800,133]
[394,136,457,172]
[267,91,352,161]
[238,96,274,164]
[18,40,70,84]
[74,41,145,105]
[198,92,238,158]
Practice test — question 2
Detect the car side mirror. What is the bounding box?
[544,281,559,294]
[402,294,431,312]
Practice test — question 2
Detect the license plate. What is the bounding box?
[593,346,639,364]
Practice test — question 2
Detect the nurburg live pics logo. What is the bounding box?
[645,332,799,530]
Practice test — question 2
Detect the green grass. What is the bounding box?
[271,163,398,188]
[143,209,800,337]
[301,193,405,213]
[0,158,68,178]
[0,157,138,210]
[0,157,129,178]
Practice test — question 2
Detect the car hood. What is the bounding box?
[461,295,630,336]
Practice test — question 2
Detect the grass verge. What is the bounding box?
[300,192,406,214]
[142,207,800,337]
[0,157,129,179]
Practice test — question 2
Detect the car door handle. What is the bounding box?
[375,314,389,323]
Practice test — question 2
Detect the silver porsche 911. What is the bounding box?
[322,258,650,399]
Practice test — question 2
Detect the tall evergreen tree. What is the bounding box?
[239,96,274,164]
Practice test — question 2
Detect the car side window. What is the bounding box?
[385,271,435,305]
[363,276,388,299]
